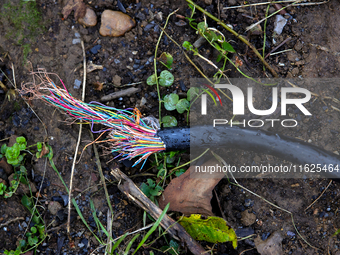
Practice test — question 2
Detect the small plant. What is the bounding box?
[157,52,174,70]
[1,0,45,63]
[147,70,174,87]
[140,179,163,203]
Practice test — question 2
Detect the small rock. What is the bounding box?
[274,15,287,35]
[72,38,81,44]
[90,45,102,54]
[235,227,255,237]
[48,201,62,215]
[291,67,299,76]
[205,0,213,4]
[112,75,122,86]
[140,97,147,106]
[241,210,256,226]
[286,231,295,237]
[155,12,163,21]
[228,0,237,5]
[74,79,82,89]
[78,7,97,27]
[175,20,187,27]
[75,32,81,38]
[99,10,136,37]
[255,231,283,255]
[244,199,254,207]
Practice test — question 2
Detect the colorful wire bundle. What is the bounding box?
[21,71,165,167]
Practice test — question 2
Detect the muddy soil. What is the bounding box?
[0,0,339,254]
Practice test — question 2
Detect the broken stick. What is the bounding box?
[110,168,206,255]
[100,87,141,102]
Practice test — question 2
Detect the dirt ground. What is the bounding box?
[0,0,340,254]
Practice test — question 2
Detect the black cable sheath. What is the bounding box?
[157,125,340,181]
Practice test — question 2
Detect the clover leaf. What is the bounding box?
[164,94,179,111]
[159,70,174,87]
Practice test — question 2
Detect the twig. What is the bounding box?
[223,0,329,10]
[0,217,24,228]
[110,168,207,255]
[186,0,279,78]
[305,180,332,211]
[67,40,86,233]
[245,0,301,32]
[100,87,141,102]
[265,37,292,59]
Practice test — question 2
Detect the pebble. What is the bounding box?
[241,210,256,226]
[144,23,155,32]
[90,45,102,54]
[78,7,97,27]
[72,38,81,44]
[74,79,82,89]
[74,32,81,38]
[235,227,255,237]
[244,199,254,207]
[287,231,295,237]
[99,10,136,37]
[114,59,121,64]
[140,97,147,106]
[179,80,187,91]
[255,231,283,255]
[48,201,62,215]
[274,15,287,35]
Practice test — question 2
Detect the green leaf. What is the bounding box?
[37,142,42,152]
[179,214,237,248]
[21,194,34,211]
[162,116,177,127]
[164,94,179,111]
[168,240,179,255]
[30,226,37,234]
[216,53,223,63]
[147,74,157,86]
[176,99,190,114]
[159,52,173,70]
[140,182,151,198]
[175,169,186,177]
[182,41,193,51]
[28,236,38,246]
[197,22,207,33]
[159,70,174,87]
[187,87,200,101]
[222,41,235,53]
[333,229,340,237]
[1,144,7,154]
[214,42,222,51]
[16,137,27,150]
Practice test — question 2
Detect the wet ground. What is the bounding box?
[0,0,340,254]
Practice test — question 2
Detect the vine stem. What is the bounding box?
[186,0,279,78]
[154,9,179,123]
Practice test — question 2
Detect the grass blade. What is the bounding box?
[132,203,170,254]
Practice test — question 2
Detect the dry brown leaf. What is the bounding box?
[93,81,103,91]
[158,159,225,216]
[62,0,86,20]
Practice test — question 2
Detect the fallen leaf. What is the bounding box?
[62,0,86,20]
[179,214,237,248]
[93,81,103,91]
[158,159,225,215]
